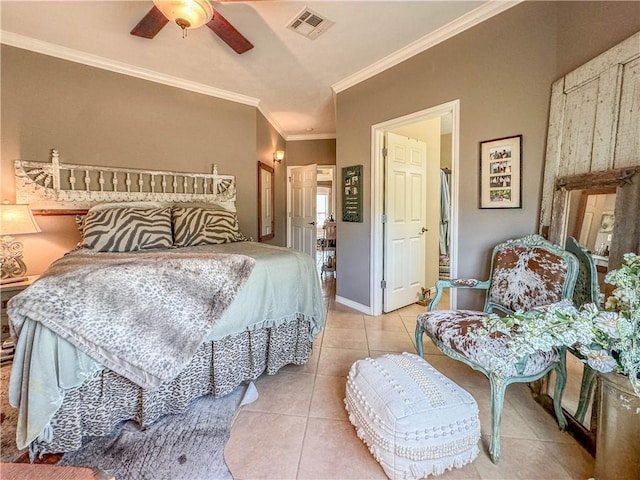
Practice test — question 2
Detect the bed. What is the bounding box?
[7,152,326,456]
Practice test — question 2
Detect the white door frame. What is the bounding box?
[370,100,460,316]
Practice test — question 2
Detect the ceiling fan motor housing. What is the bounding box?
[153,0,214,30]
[132,0,253,54]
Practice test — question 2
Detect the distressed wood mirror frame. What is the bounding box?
[257,161,275,242]
[534,32,640,455]
[546,167,640,271]
[534,166,640,455]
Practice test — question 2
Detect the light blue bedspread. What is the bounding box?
[8,242,325,450]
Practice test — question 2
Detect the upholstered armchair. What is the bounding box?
[415,234,579,463]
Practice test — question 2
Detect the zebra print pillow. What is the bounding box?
[172,207,248,247]
[80,207,173,252]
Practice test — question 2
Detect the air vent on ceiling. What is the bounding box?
[287,7,334,40]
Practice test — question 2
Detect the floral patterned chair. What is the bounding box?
[415,234,579,463]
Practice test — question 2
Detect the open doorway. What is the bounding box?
[316,166,337,275]
[316,166,336,237]
[370,100,459,315]
[287,165,336,270]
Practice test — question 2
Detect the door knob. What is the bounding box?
[419,227,428,234]
[308,221,316,226]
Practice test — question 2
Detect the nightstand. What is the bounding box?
[1,275,38,363]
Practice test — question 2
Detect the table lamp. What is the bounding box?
[0,204,41,284]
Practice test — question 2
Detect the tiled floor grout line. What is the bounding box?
[295,371,318,479]
[363,314,372,357]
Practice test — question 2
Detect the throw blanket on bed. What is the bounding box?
[8,249,255,390]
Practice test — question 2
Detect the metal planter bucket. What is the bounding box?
[595,372,640,480]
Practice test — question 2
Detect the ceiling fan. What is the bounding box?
[131,0,254,54]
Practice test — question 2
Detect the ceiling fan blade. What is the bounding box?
[206,10,254,54]
[130,6,169,39]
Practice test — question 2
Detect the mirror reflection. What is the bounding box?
[258,161,275,242]
[556,188,616,432]
[568,188,616,293]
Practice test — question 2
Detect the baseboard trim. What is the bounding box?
[334,295,373,315]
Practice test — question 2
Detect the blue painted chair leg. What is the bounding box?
[574,365,596,424]
[489,376,507,464]
[553,362,568,430]
[415,324,424,357]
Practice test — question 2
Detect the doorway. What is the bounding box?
[286,165,336,264]
[371,100,459,315]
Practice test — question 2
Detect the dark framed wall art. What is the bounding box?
[479,135,522,209]
[342,165,363,222]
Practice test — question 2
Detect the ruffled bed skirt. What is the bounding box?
[32,316,314,455]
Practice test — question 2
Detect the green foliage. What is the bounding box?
[473,253,640,397]
[603,253,640,396]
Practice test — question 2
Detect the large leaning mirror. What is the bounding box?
[537,167,640,453]
[568,187,617,294]
[258,161,275,242]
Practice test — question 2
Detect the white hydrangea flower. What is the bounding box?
[593,311,620,339]
[582,348,618,373]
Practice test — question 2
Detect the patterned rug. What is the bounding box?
[1,363,257,479]
[58,383,258,480]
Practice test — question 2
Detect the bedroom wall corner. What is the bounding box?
[1,45,258,274]
[334,0,639,311]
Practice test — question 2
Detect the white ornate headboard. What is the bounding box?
[15,149,236,214]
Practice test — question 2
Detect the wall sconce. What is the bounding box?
[0,204,41,284]
[273,150,285,163]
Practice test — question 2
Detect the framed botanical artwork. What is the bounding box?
[479,135,522,209]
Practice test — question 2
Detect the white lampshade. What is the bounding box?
[0,204,41,236]
[153,0,214,30]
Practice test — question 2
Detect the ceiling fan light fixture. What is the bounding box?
[153,0,214,31]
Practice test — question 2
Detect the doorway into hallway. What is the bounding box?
[371,100,459,315]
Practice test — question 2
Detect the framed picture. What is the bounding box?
[479,135,522,209]
[342,165,363,222]
[599,212,615,233]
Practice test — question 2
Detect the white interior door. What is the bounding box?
[290,164,317,258]
[383,132,427,312]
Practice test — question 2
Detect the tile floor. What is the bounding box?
[225,275,595,480]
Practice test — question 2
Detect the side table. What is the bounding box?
[1,276,38,363]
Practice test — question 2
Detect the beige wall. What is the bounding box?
[335,1,640,309]
[286,139,336,167]
[556,1,640,76]
[1,46,259,274]
[440,133,452,171]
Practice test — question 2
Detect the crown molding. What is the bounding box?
[1,31,299,140]
[0,31,261,108]
[332,0,523,94]
[256,100,335,141]
[286,133,336,142]
[255,101,287,140]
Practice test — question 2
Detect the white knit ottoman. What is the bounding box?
[345,353,480,479]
